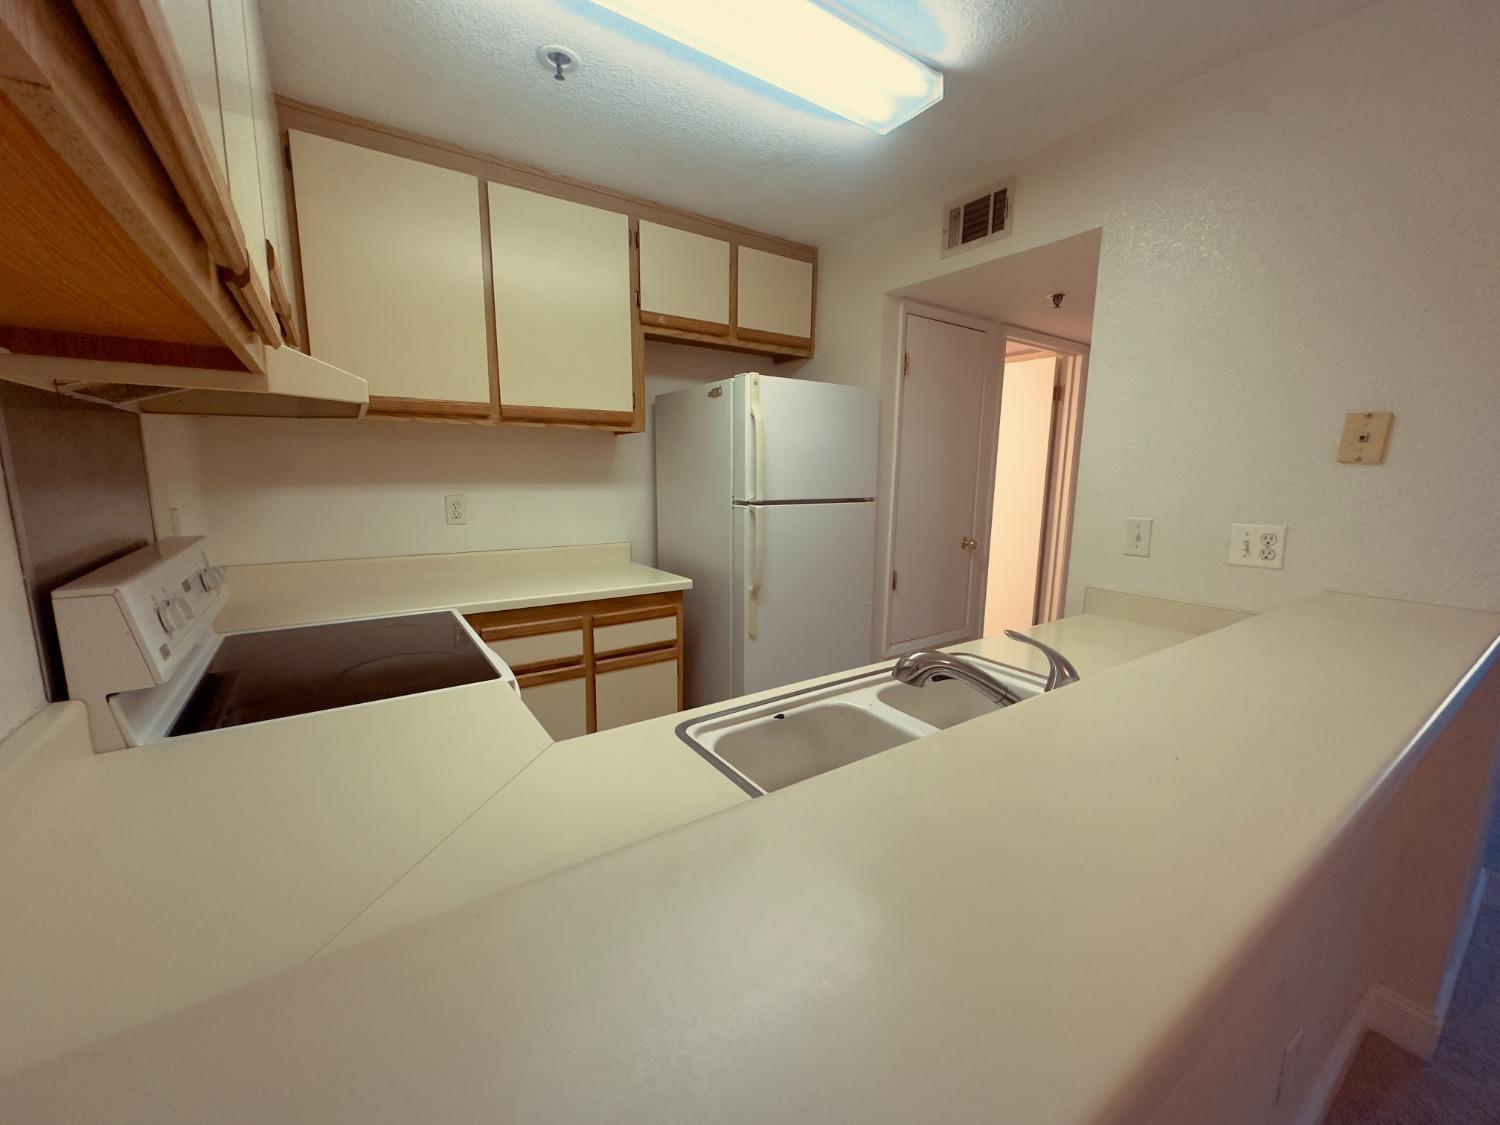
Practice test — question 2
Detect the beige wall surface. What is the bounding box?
[807,0,1500,619]
[0,474,44,742]
[984,356,1055,635]
[142,343,749,566]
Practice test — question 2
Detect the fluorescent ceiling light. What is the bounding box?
[586,0,942,134]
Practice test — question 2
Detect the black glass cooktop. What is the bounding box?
[169,612,500,736]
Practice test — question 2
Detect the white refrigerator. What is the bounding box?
[656,372,879,706]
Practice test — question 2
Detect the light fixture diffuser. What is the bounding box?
[585,0,942,134]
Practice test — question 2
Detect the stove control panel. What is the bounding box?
[53,537,229,692]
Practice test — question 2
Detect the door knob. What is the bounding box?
[960,536,977,551]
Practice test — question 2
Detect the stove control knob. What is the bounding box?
[200,566,226,592]
[157,600,188,635]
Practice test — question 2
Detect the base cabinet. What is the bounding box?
[517,671,590,741]
[468,592,683,739]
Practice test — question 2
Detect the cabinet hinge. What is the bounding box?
[902,353,910,378]
[891,570,898,591]
[1053,383,1064,402]
[283,142,292,170]
[634,289,641,309]
[630,229,639,249]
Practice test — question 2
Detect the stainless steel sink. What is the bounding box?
[677,657,1045,796]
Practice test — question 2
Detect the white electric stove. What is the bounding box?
[52,537,515,752]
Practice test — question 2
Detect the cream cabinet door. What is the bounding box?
[488,182,635,417]
[737,247,814,343]
[594,656,680,732]
[208,0,267,298]
[638,221,730,331]
[519,674,589,741]
[241,0,294,313]
[290,130,491,404]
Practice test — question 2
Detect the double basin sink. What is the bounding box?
[677,658,1046,797]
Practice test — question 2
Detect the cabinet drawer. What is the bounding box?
[594,654,680,732]
[593,614,676,655]
[485,629,585,671]
[518,670,589,741]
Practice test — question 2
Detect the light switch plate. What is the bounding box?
[1124,517,1152,557]
[1229,524,1286,569]
[1337,411,1393,464]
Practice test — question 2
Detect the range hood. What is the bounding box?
[0,347,368,419]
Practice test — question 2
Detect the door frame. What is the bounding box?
[879,300,1004,657]
[999,323,1090,625]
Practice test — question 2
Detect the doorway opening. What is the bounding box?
[877,229,1098,656]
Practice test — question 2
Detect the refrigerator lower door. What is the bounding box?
[731,373,878,503]
[732,501,876,696]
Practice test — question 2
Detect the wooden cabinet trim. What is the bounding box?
[0,1,265,372]
[476,614,588,642]
[735,325,814,349]
[593,605,678,629]
[641,325,811,361]
[276,98,815,263]
[499,404,636,430]
[477,177,502,417]
[639,311,730,337]
[72,0,249,278]
[368,396,492,419]
[595,646,679,673]
[515,662,587,689]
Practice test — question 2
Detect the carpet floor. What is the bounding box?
[1322,805,1500,1123]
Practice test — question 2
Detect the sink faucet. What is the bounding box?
[890,650,1026,706]
[890,632,1080,706]
[1002,630,1080,691]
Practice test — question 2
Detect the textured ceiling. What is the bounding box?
[897,228,1101,343]
[262,0,1380,245]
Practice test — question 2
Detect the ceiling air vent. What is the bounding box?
[942,178,1014,257]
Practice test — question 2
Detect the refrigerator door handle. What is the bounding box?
[747,378,765,502]
[748,505,764,639]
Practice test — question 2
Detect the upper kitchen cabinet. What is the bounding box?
[637,227,816,360]
[488,183,639,427]
[637,222,731,335]
[0,0,284,372]
[289,130,492,415]
[736,247,815,348]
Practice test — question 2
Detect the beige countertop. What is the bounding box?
[326,613,1192,952]
[0,681,550,1077]
[215,542,692,632]
[5,593,1495,1123]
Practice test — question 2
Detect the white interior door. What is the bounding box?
[887,313,992,650]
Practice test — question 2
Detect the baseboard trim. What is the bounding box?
[1291,869,1488,1125]
[1290,997,1371,1125]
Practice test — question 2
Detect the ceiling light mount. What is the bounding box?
[537,45,580,82]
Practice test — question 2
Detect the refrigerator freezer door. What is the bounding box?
[732,374,878,502]
[732,501,876,696]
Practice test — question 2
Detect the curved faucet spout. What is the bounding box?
[1002,630,1080,691]
[891,651,1024,707]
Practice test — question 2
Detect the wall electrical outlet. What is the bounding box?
[1124,517,1153,557]
[445,494,467,526]
[1229,523,1287,569]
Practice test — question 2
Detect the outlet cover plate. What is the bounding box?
[1124,517,1153,557]
[445,494,467,526]
[1229,524,1286,569]
[1337,411,1393,464]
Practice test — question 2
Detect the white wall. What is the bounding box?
[144,343,749,566]
[806,0,1500,619]
[0,473,44,740]
[983,357,1055,634]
